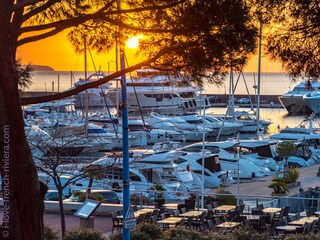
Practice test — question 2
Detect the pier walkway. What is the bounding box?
[209,163,320,196]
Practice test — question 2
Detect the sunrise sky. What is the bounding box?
[16,31,285,73]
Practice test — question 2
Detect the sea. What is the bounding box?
[28,71,314,135]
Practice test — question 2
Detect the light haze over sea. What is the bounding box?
[27,71,314,133]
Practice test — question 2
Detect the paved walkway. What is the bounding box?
[209,164,320,197]
[0,210,113,237]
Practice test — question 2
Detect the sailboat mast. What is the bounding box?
[84,39,89,136]
[256,19,262,137]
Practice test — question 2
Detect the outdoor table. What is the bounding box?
[163,203,179,209]
[288,216,318,226]
[116,209,153,220]
[216,221,241,229]
[276,225,298,234]
[214,205,236,212]
[157,217,183,226]
[241,214,261,221]
[179,210,205,218]
[262,207,282,214]
[137,208,154,213]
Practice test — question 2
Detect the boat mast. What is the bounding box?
[84,38,89,136]
[256,18,262,138]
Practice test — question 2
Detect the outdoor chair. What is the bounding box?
[149,215,157,224]
[185,216,193,229]
[173,209,180,217]
[207,203,213,211]
[144,211,152,222]
[304,222,313,234]
[180,207,187,214]
[192,211,207,231]
[132,205,138,212]
[207,219,214,231]
[160,213,166,220]
[310,219,317,233]
[252,203,264,215]
[213,217,222,225]
[111,212,123,233]
[212,201,219,208]
[137,213,146,224]
[152,209,159,217]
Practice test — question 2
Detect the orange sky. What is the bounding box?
[17,31,285,73]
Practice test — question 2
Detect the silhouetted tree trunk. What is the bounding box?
[0,13,44,239]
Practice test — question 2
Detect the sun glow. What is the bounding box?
[126,36,141,49]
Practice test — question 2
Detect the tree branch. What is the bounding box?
[17,27,63,46]
[13,0,52,11]
[21,48,171,105]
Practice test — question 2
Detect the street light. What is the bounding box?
[236,133,240,206]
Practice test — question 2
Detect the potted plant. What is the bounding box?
[153,184,166,208]
[285,167,301,188]
[269,177,289,196]
[276,141,297,178]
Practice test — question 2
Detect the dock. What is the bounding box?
[22,91,283,108]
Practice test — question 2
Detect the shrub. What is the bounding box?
[268,177,289,194]
[154,184,166,198]
[74,191,104,202]
[285,167,300,183]
[231,229,269,240]
[284,233,320,240]
[131,222,163,240]
[64,228,106,240]
[107,232,122,240]
[214,188,237,205]
[44,224,59,240]
[163,227,205,240]
[130,193,155,206]
[108,223,163,240]
[208,232,234,240]
[208,229,269,240]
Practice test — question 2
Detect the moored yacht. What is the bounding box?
[106,68,213,115]
[303,90,320,114]
[279,80,320,115]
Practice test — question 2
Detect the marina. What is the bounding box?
[20,69,320,238]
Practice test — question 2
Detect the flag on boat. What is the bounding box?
[186,164,190,172]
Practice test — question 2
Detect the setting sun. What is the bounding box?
[126,36,140,49]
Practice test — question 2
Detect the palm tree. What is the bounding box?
[16,60,33,91]
[276,141,297,178]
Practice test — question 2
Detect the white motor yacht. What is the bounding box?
[279,80,320,115]
[73,71,115,109]
[303,90,320,114]
[180,141,270,179]
[106,68,213,115]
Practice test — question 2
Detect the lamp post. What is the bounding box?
[201,93,206,209]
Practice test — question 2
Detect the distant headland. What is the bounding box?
[23,64,55,71]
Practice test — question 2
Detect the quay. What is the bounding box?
[22,91,283,108]
[210,164,320,196]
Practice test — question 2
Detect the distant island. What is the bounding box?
[22,64,55,71]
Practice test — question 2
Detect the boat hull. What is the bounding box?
[279,95,312,115]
